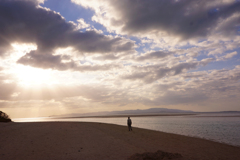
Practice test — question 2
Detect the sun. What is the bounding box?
[14,65,53,85]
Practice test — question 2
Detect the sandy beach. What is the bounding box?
[1,122,240,160]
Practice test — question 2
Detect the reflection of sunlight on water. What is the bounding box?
[13,117,53,122]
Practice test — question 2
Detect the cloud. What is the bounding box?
[121,56,216,83]
[17,50,119,71]
[0,75,17,100]
[77,18,90,29]
[0,1,134,71]
[122,61,200,83]
[135,50,173,61]
[93,54,120,61]
[216,51,238,61]
[147,90,208,106]
[73,0,240,41]
[200,58,215,66]
[5,84,125,105]
[134,65,240,108]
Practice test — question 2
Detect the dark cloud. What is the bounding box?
[108,0,240,39]
[0,1,134,71]
[17,50,118,71]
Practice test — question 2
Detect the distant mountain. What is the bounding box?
[218,111,240,113]
[110,108,194,115]
[53,108,194,118]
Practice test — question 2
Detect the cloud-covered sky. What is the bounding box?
[0,0,240,118]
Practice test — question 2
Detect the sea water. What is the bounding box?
[13,113,240,147]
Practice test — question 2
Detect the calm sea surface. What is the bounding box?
[13,113,240,147]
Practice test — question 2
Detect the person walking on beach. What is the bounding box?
[127,117,132,131]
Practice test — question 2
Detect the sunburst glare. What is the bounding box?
[14,65,53,85]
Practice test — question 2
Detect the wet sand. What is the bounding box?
[1,122,240,160]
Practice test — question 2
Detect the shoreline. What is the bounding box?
[1,122,240,160]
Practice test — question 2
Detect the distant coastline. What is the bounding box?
[51,108,240,119]
[58,113,197,119]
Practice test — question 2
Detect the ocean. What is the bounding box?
[13,113,240,147]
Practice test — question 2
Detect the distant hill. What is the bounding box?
[53,108,194,118]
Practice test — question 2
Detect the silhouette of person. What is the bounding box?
[127,117,132,131]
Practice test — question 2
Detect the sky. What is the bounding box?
[0,0,240,118]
